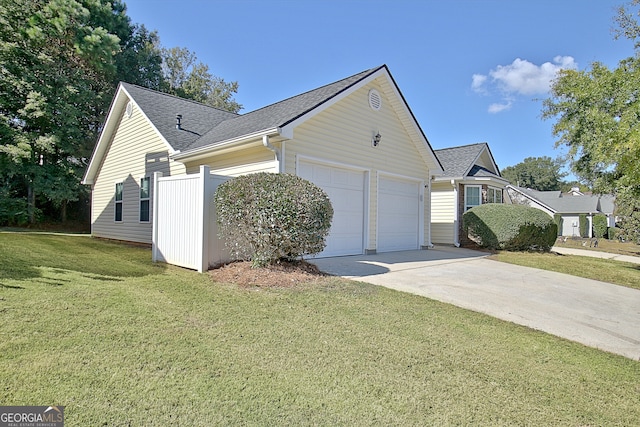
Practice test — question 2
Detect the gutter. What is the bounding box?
[171,128,280,162]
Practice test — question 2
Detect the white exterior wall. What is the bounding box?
[562,215,581,237]
[282,78,436,251]
[90,103,185,244]
[431,182,456,245]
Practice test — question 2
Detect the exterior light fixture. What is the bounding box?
[372,132,382,147]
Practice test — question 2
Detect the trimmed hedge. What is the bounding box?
[553,213,563,236]
[579,213,589,238]
[592,214,608,239]
[215,173,333,267]
[462,204,557,251]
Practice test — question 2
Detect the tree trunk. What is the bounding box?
[27,182,35,224]
[61,200,67,223]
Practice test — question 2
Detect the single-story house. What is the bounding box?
[82,64,445,270]
[430,143,509,246]
[506,185,616,237]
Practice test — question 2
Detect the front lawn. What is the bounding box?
[1,232,638,425]
[491,251,640,290]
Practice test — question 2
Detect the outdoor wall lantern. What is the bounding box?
[372,132,382,147]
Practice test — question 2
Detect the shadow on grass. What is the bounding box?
[0,232,167,282]
[0,282,24,289]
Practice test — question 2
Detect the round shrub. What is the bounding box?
[462,204,557,251]
[215,173,333,267]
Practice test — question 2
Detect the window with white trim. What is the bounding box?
[464,185,481,211]
[487,187,503,204]
[140,176,150,222]
[115,182,123,222]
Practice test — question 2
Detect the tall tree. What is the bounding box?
[0,0,121,223]
[161,47,242,113]
[542,0,640,242]
[501,156,567,191]
[0,0,166,224]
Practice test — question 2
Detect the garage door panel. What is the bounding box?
[378,176,420,252]
[299,161,365,257]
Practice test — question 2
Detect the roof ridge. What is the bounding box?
[119,81,240,116]
[434,142,487,152]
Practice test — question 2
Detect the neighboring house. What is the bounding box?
[430,143,509,246]
[506,185,616,237]
[83,64,445,268]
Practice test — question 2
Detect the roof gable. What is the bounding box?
[175,64,443,172]
[83,82,239,184]
[434,143,501,180]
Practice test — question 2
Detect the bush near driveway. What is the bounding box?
[215,173,333,267]
[463,204,557,251]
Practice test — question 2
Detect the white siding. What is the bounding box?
[431,182,456,245]
[184,146,277,176]
[91,103,185,244]
[284,77,434,252]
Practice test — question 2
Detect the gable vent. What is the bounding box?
[125,101,133,118]
[368,89,382,111]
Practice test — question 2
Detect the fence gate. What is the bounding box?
[152,166,230,272]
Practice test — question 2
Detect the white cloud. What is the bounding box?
[471,74,488,94]
[472,56,577,113]
[488,101,513,113]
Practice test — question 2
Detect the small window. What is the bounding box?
[139,177,150,222]
[140,177,150,222]
[115,182,123,222]
[465,185,481,211]
[487,187,503,204]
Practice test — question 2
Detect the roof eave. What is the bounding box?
[171,128,280,162]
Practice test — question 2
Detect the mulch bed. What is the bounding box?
[209,259,328,287]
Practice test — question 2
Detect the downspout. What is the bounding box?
[425,179,433,249]
[452,179,460,247]
[262,135,282,173]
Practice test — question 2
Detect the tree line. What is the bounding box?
[0,0,241,226]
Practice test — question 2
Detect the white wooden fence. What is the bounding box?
[152,166,230,272]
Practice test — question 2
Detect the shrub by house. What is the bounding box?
[215,173,333,267]
[463,204,557,251]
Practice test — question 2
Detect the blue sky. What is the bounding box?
[124,0,634,175]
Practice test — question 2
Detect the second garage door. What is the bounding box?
[378,176,421,252]
[298,161,366,257]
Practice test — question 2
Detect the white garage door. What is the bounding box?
[298,161,365,257]
[378,176,421,252]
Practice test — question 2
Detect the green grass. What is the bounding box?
[1,233,639,425]
[555,237,640,257]
[491,251,640,290]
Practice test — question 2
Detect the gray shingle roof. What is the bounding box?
[434,143,499,178]
[119,66,383,155]
[183,66,382,152]
[120,82,239,152]
[515,187,615,214]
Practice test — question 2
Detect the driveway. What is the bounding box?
[310,246,640,360]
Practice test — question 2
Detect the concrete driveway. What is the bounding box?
[310,246,640,360]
